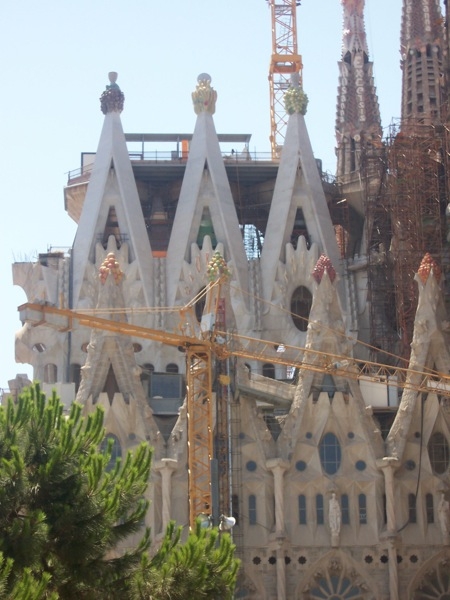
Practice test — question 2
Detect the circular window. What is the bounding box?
[348,431,355,439]
[291,286,312,332]
[319,432,341,475]
[295,460,307,472]
[405,460,416,471]
[356,460,367,471]
[246,460,257,472]
[428,432,450,474]
[306,432,313,439]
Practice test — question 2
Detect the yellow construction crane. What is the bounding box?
[267,0,303,158]
[18,282,450,527]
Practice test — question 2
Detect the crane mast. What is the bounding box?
[267,0,303,158]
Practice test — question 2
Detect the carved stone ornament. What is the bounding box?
[100,72,125,114]
[192,73,217,115]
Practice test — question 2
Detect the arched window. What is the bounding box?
[166,363,179,374]
[44,364,57,384]
[316,494,324,525]
[358,494,367,524]
[308,573,366,599]
[248,494,257,525]
[341,494,350,525]
[298,495,307,525]
[428,432,450,474]
[262,363,275,379]
[291,286,312,332]
[319,432,342,475]
[426,493,434,524]
[408,493,417,524]
[100,434,122,472]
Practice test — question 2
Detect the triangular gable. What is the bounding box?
[72,110,153,307]
[166,111,248,307]
[261,112,345,312]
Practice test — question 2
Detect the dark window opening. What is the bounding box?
[299,494,307,524]
[408,493,417,524]
[262,363,275,379]
[249,494,257,525]
[358,493,367,524]
[319,432,342,475]
[291,285,312,332]
[428,431,450,474]
[316,494,324,525]
[341,494,350,525]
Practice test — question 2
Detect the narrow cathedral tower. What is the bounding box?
[400,0,445,129]
[335,0,381,178]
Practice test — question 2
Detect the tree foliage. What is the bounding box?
[0,384,240,599]
[133,521,239,600]
[0,383,151,599]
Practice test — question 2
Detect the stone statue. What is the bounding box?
[438,493,449,539]
[329,493,341,546]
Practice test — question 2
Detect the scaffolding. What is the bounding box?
[363,122,449,364]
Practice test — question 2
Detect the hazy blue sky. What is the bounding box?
[0,1,416,389]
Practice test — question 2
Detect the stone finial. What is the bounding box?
[99,252,124,284]
[192,73,217,115]
[417,252,442,284]
[312,254,336,284]
[284,81,308,115]
[100,72,125,115]
[206,251,230,282]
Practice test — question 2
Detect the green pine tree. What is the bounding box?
[0,383,151,599]
[132,521,240,600]
[0,383,240,600]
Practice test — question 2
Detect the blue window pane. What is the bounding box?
[408,493,417,524]
[299,495,307,524]
[426,493,434,523]
[316,494,324,525]
[249,494,257,525]
[428,432,450,474]
[319,432,341,475]
[341,494,350,525]
[358,493,367,524]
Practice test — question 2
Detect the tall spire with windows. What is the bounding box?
[335,0,381,178]
[400,0,445,130]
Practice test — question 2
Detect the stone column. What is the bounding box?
[155,458,178,531]
[266,458,289,600]
[266,458,289,534]
[377,457,400,600]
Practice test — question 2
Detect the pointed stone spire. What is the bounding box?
[336,0,382,177]
[166,74,248,310]
[387,253,450,460]
[400,0,445,129]
[72,73,154,308]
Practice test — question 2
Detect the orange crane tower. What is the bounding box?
[267,0,303,158]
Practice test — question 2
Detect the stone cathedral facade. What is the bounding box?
[10,1,450,598]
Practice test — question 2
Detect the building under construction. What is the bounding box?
[10,1,450,598]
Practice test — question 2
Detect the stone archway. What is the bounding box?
[298,554,376,600]
[409,553,450,599]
